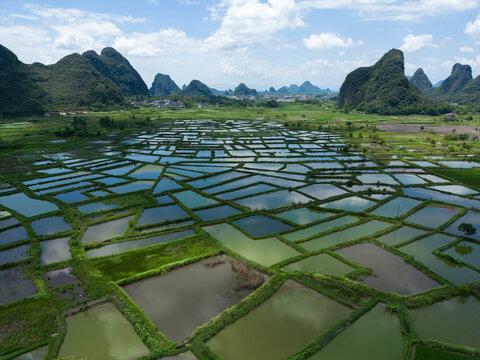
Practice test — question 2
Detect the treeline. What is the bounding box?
[342,102,454,116]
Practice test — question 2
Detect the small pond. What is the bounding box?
[0,244,29,266]
[40,237,71,265]
[283,216,358,242]
[337,243,440,295]
[0,266,37,304]
[309,305,403,360]
[123,258,261,342]
[399,234,480,284]
[301,220,393,251]
[276,208,332,225]
[377,226,427,246]
[0,193,58,217]
[0,226,28,246]
[236,190,311,210]
[203,223,298,266]
[206,280,351,360]
[136,205,189,226]
[405,205,459,229]
[319,196,376,212]
[233,215,293,237]
[409,297,480,349]
[370,197,422,218]
[174,190,218,209]
[31,216,71,236]
[81,216,133,243]
[281,253,354,276]
[216,184,276,200]
[193,205,240,221]
[58,302,149,360]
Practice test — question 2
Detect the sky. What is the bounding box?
[1,0,480,91]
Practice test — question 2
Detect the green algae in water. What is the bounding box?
[310,305,403,360]
[207,280,351,360]
[58,302,149,360]
[281,253,355,276]
[203,223,299,266]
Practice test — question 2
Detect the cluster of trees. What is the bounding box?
[343,101,453,116]
[166,94,256,108]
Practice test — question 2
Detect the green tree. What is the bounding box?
[458,222,477,237]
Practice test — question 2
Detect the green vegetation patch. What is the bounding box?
[0,297,59,354]
[414,346,478,360]
[92,236,219,282]
[432,168,480,190]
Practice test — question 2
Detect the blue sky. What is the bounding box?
[1,0,479,91]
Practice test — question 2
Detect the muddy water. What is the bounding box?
[123,260,255,342]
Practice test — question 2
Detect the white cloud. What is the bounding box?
[303,33,362,49]
[114,29,201,57]
[460,46,475,53]
[452,55,480,67]
[299,0,480,21]
[205,0,305,50]
[399,34,435,52]
[466,13,480,44]
[52,22,122,51]
[298,56,371,88]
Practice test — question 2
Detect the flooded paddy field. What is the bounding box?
[0,118,479,359]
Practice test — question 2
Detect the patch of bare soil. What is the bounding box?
[376,123,480,136]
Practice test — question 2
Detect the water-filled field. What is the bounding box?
[0,119,479,359]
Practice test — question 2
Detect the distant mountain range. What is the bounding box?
[408,63,480,106]
[271,81,332,95]
[1,42,478,117]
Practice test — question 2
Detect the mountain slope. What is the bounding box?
[233,83,257,96]
[436,64,472,96]
[338,49,435,114]
[182,80,212,96]
[451,75,480,105]
[0,44,125,116]
[83,47,148,96]
[149,73,181,96]
[0,45,46,116]
[409,68,432,93]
